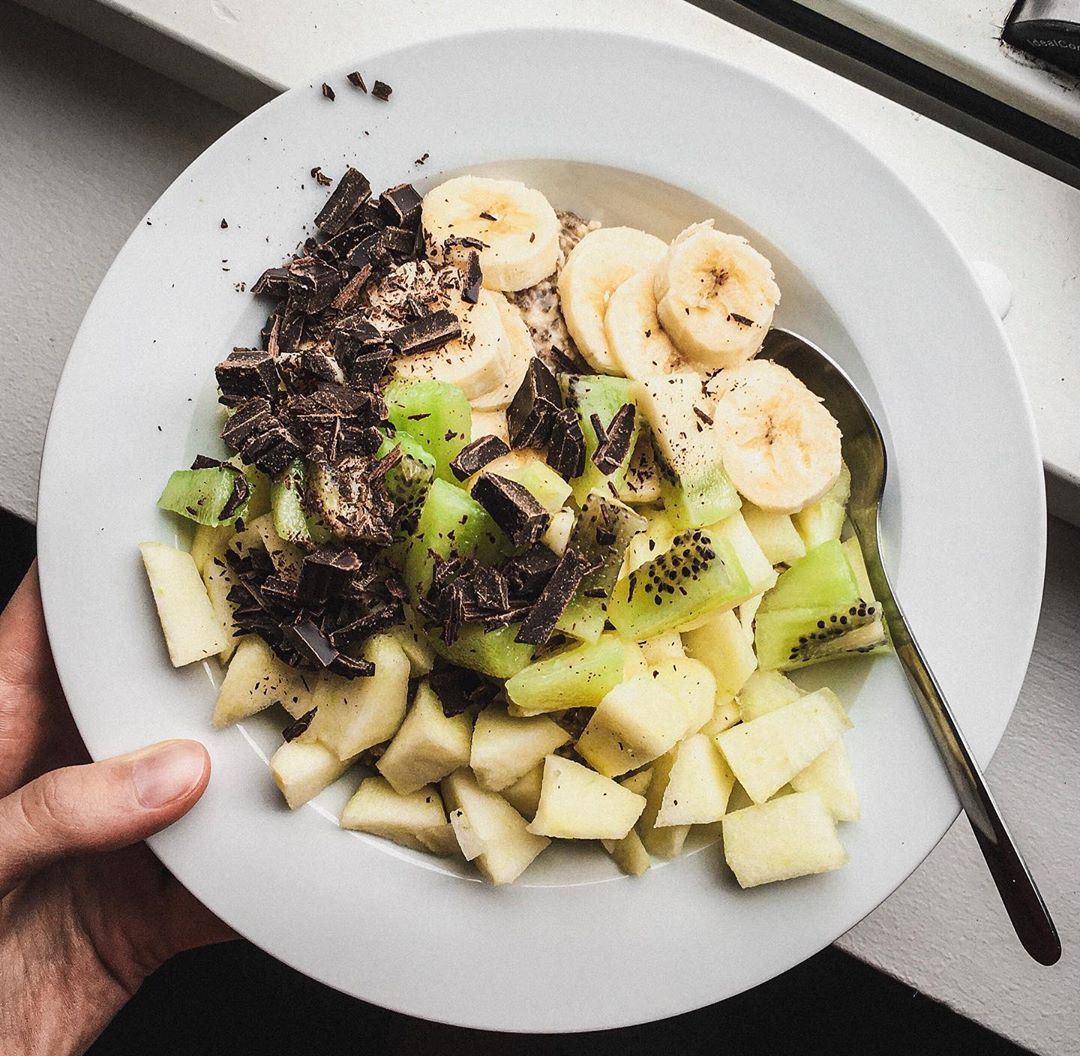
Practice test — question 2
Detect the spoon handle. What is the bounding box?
[852,516,1060,966]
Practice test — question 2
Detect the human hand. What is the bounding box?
[0,564,234,1055]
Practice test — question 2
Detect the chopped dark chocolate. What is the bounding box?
[342,347,394,388]
[215,349,279,405]
[347,70,367,91]
[591,403,636,475]
[310,166,333,187]
[252,266,290,298]
[329,653,376,678]
[329,265,372,312]
[298,543,362,604]
[449,434,511,480]
[190,454,223,470]
[546,407,586,479]
[314,167,372,237]
[506,358,562,448]
[371,80,392,101]
[692,404,714,426]
[282,707,317,742]
[379,183,423,227]
[503,546,560,598]
[428,664,499,717]
[221,397,273,450]
[288,255,343,314]
[461,250,482,305]
[344,230,385,270]
[515,549,593,645]
[220,218,229,229]
[387,309,461,357]
[471,473,550,547]
[240,421,304,476]
[382,225,417,258]
[219,472,250,520]
[321,82,336,101]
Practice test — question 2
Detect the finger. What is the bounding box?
[0,563,81,793]
[0,739,209,896]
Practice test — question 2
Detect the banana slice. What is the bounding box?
[471,296,534,412]
[654,221,780,370]
[422,176,561,292]
[558,227,667,374]
[390,287,508,400]
[710,359,842,514]
[470,408,509,445]
[604,267,687,380]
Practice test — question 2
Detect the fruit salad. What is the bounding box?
[140,171,889,887]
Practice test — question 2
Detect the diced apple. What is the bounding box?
[683,609,758,701]
[707,511,779,596]
[654,734,735,826]
[140,541,229,666]
[190,523,234,576]
[388,616,437,677]
[699,695,742,736]
[635,749,690,857]
[622,638,649,679]
[792,463,850,549]
[722,792,847,888]
[741,503,807,566]
[601,828,652,876]
[249,511,305,580]
[340,776,446,851]
[738,592,764,644]
[448,807,486,861]
[377,679,472,795]
[416,821,462,857]
[213,635,314,727]
[576,674,689,777]
[715,688,852,803]
[527,756,645,840]
[470,707,569,791]
[441,769,550,884]
[737,669,803,722]
[504,635,624,714]
[198,527,240,664]
[650,656,716,735]
[619,767,653,796]
[501,763,544,821]
[270,738,351,809]
[790,739,860,822]
[640,632,685,663]
[307,634,410,759]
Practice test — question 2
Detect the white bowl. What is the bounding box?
[37,27,1044,1032]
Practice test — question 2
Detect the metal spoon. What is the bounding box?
[760,327,1061,966]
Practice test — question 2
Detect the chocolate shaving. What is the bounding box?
[461,251,483,305]
[298,543,362,604]
[471,473,550,547]
[515,549,594,645]
[347,71,367,92]
[310,166,333,187]
[372,80,392,101]
[591,404,636,474]
[449,434,510,480]
[727,313,755,327]
[190,454,223,470]
[692,404,714,426]
[546,407,586,480]
[330,653,376,678]
[330,264,373,312]
[282,707,317,742]
[220,218,229,229]
[314,167,372,237]
[219,472,250,520]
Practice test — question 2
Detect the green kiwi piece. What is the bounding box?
[606,526,752,639]
[560,374,640,503]
[157,466,251,527]
[384,379,471,483]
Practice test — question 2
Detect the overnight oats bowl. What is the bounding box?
[37,29,1044,1031]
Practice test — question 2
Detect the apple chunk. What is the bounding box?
[790,739,860,822]
[377,679,472,795]
[270,738,351,809]
[654,734,735,827]
[140,541,228,666]
[501,763,544,821]
[340,776,446,851]
[441,769,549,884]
[722,792,847,888]
[307,634,410,760]
[527,756,645,840]
[683,608,758,701]
[213,635,314,727]
[469,706,569,791]
[715,688,851,804]
[737,669,803,722]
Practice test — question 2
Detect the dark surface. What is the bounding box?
[0,506,1031,1055]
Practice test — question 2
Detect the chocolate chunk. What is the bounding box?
[310,166,333,187]
[547,407,586,479]
[728,313,754,327]
[282,618,339,667]
[190,454,223,470]
[327,605,399,648]
[240,422,303,476]
[220,218,229,229]
[461,250,482,305]
[221,397,273,451]
[275,303,306,355]
[330,264,373,312]
[282,708,317,742]
[321,82,336,100]
[215,349,279,405]
[379,183,423,227]
[347,70,367,92]
[503,546,560,598]
[342,347,393,389]
[252,266,290,298]
[298,544,362,604]
[591,404,636,475]
[288,255,343,314]
[472,473,550,547]
[388,309,461,356]
[449,434,511,480]
[382,225,417,257]
[329,652,376,679]
[259,305,282,350]
[219,471,250,520]
[314,167,372,237]
[345,230,385,270]
[506,358,562,448]
[515,549,593,645]
[428,665,498,717]
[372,80,392,101]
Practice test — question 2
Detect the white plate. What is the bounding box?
[37,28,1044,1032]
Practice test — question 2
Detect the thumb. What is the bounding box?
[0,739,209,896]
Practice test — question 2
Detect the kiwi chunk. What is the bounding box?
[270,460,331,546]
[385,379,471,483]
[157,466,250,526]
[505,635,625,713]
[606,526,752,640]
[755,540,888,670]
[560,374,641,503]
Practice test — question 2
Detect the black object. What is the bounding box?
[1003,0,1080,75]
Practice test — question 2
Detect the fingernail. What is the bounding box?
[132,741,206,808]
